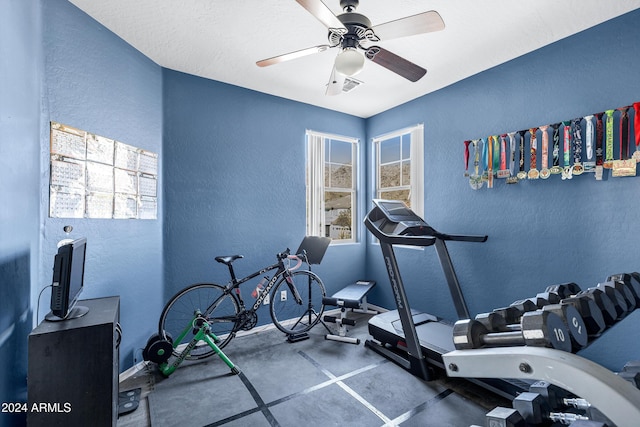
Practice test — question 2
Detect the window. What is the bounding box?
[373,124,424,217]
[306,130,358,243]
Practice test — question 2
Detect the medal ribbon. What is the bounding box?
[572,118,582,165]
[584,115,594,163]
[508,132,516,175]
[492,135,500,172]
[562,121,571,167]
[605,109,615,166]
[595,112,604,166]
[529,128,538,169]
[464,140,471,175]
[481,138,488,171]
[634,102,640,149]
[472,139,481,177]
[551,123,561,168]
[619,106,630,160]
[499,134,507,171]
[518,130,526,173]
[540,125,549,170]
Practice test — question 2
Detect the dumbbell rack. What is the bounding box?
[443,346,640,427]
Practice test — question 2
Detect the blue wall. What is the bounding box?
[40,0,164,368]
[365,9,640,370]
[162,70,367,313]
[0,1,42,425]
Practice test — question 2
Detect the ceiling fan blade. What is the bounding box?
[256,45,331,67]
[325,66,345,96]
[365,46,426,82]
[371,10,444,41]
[295,0,347,31]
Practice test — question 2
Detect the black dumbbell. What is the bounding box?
[484,406,525,427]
[607,273,640,306]
[575,288,618,326]
[595,281,630,318]
[546,282,582,299]
[453,311,572,352]
[541,303,588,351]
[486,303,587,352]
[555,294,606,337]
[513,392,605,426]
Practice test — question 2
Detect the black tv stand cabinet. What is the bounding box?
[28,296,120,427]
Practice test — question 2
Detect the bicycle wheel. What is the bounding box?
[158,283,240,360]
[269,270,326,335]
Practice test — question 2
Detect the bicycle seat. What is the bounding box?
[215,255,244,265]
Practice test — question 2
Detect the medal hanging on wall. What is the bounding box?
[571,117,584,176]
[633,102,640,163]
[463,140,471,177]
[497,134,510,178]
[583,115,596,172]
[486,135,496,188]
[612,106,636,177]
[506,131,518,184]
[594,112,604,180]
[516,130,527,180]
[469,139,484,190]
[539,125,550,179]
[603,109,615,169]
[550,123,563,174]
[561,121,573,180]
[527,128,539,180]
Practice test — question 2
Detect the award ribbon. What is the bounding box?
[550,123,562,174]
[634,102,640,163]
[561,121,573,180]
[594,112,604,180]
[487,135,495,188]
[516,130,527,180]
[507,131,518,184]
[469,139,483,189]
[464,140,471,177]
[497,134,510,178]
[571,118,584,175]
[583,115,595,172]
[618,106,630,160]
[528,128,539,179]
[604,109,615,169]
[539,125,550,179]
[612,106,636,177]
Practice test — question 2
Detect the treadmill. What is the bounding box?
[364,199,526,398]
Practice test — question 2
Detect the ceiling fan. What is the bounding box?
[256,0,445,95]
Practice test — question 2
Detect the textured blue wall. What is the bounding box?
[162,70,367,317]
[0,1,42,424]
[41,0,164,369]
[365,10,640,370]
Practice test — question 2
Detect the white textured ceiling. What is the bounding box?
[69,0,640,118]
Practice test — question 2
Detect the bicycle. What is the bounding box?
[158,247,327,360]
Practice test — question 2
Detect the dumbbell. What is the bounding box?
[574,288,619,326]
[478,304,587,352]
[483,406,525,427]
[453,310,572,352]
[617,360,640,389]
[545,282,582,299]
[546,283,619,326]
[595,281,631,318]
[607,273,640,306]
[513,390,614,427]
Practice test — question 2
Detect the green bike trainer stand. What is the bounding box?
[145,321,239,378]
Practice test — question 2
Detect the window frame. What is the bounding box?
[372,124,424,218]
[306,130,359,244]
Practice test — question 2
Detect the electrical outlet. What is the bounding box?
[263,293,270,305]
[280,290,287,301]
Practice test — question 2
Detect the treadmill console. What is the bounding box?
[369,199,433,237]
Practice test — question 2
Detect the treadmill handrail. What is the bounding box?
[364,216,437,247]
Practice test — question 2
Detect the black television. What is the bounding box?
[46,237,89,321]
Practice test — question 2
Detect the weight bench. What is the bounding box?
[323,280,377,344]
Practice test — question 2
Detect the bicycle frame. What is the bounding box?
[213,250,305,325]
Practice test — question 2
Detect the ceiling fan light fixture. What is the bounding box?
[335,48,365,76]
